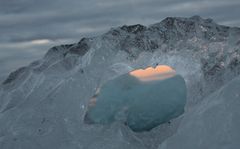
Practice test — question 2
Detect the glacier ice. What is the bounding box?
[84,66,186,132]
[158,75,240,149]
[0,16,240,149]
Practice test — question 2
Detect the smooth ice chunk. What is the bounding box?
[84,66,187,132]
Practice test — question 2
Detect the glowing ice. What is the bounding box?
[84,66,187,132]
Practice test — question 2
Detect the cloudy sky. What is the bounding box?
[0,0,240,81]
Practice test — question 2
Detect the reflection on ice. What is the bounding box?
[130,65,176,81]
[84,65,187,132]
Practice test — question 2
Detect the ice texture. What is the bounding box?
[84,72,186,132]
[0,16,240,149]
[159,75,240,149]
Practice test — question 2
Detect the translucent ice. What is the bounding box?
[0,16,240,149]
[84,66,187,132]
[159,75,240,149]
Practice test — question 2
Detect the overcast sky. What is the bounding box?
[0,0,240,81]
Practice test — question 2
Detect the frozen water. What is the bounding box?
[84,70,186,132]
[159,75,240,149]
[0,16,240,149]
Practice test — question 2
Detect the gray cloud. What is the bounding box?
[0,0,240,80]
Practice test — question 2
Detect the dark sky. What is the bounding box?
[0,0,240,81]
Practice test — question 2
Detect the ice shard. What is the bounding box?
[84,66,187,132]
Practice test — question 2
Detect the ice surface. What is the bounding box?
[0,16,240,149]
[159,75,240,149]
[84,70,186,132]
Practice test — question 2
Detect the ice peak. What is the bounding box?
[69,37,91,55]
[120,24,147,34]
[1,16,239,86]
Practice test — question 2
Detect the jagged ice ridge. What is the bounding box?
[0,16,240,149]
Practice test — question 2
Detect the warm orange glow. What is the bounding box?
[88,88,100,107]
[129,65,176,81]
